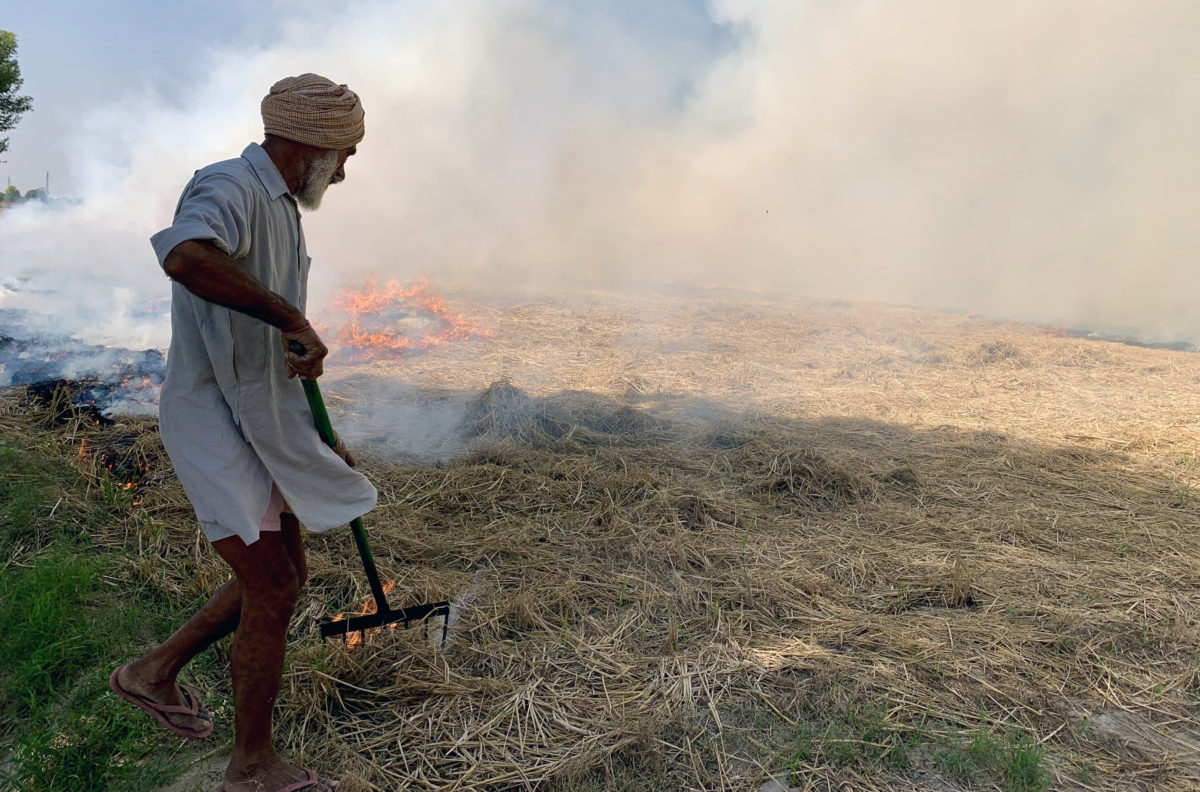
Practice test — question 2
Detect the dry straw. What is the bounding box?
[4,294,1200,790]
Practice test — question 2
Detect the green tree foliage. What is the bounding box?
[0,30,34,155]
[2,184,21,203]
[23,187,44,201]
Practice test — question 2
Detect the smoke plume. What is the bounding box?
[2,0,1198,349]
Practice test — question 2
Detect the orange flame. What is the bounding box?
[100,454,150,492]
[1037,326,1069,338]
[81,438,151,496]
[330,278,492,362]
[334,579,397,650]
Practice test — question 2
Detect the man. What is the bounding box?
[109,74,376,792]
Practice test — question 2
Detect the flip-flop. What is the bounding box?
[217,769,335,792]
[108,664,214,740]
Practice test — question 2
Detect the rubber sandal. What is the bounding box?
[217,768,335,792]
[109,664,214,740]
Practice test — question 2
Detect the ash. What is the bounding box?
[0,308,165,418]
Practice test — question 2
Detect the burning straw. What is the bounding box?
[5,293,1200,790]
[329,279,494,363]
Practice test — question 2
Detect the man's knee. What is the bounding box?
[243,564,301,617]
[215,533,301,615]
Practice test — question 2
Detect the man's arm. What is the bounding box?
[162,239,328,379]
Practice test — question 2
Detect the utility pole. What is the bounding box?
[45,170,49,197]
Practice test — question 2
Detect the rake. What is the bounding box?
[291,360,450,645]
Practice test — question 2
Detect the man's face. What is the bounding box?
[295,145,357,211]
[332,145,355,184]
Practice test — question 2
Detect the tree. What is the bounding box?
[23,187,44,201]
[0,30,34,156]
[3,184,21,203]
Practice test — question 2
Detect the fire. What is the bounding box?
[334,579,397,649]
[99,452,150,491]
[81,440,153,497]
[330,279,492,362]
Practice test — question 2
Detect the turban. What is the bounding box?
[261,73,365,150]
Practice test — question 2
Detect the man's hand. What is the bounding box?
[331,430,356,468]
[281,323,328,380]
[164,242,327,379]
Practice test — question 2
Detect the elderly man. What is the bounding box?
[109,74,375,792]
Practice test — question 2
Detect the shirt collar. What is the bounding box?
[241,142,290,200]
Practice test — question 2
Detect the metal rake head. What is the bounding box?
[320,600,451,647]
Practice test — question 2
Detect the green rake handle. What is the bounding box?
[296,375,393,616]
[289,341,450,646]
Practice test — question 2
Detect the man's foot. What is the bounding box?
[220,755,336,792]
[110,662,213,738]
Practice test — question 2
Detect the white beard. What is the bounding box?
[294,150,342,210]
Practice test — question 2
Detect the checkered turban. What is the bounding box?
[261,73,365,150]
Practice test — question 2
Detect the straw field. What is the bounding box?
[4,291,1200,791]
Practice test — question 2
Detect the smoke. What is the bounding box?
[2,0,1199,351]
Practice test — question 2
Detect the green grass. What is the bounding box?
[0,549,108,721]
[782,696,919,780]
[775,691,1050,792]
[0,444,73,547]
[0,438,198,792]
[927,725,1050,792]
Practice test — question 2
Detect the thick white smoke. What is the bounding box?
[1,0,1198,347]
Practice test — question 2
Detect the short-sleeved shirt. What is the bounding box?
[150,142,376,545]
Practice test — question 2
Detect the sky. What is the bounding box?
[2,1,725,195]
[2,0,1199,350]
[4,2,258,192]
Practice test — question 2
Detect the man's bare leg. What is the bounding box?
[214,525,330,791]
[279,513,307,588]
[117,577,240,733]
[118,516,308,737]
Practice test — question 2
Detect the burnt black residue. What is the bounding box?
[1,310,165,418]
[1064,328,1195,352]
[24,378,127,425]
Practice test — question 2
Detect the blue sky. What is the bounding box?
[4,1,268,191]
[2,0,727,195]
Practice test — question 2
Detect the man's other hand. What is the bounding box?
[281,323,328,380]
[331,431,356,468]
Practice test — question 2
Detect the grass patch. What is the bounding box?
[0,436,196,792]
[0,444,75,549]
[774,692,1049,792]
[781,697,919,780]
[11,677,185,792]
[0,549,108,722]
[931,726,1050,792]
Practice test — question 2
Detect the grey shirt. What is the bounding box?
[150,142,376,545]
